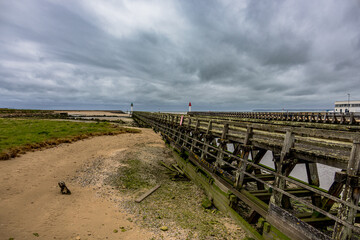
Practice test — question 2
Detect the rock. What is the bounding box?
[160,226,168,231]
[58,181,71,195]
[75,236,81,240]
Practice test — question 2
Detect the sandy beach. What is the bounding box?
[0,126,245,240]
[0,130,154,240]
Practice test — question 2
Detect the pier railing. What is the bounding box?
[189,111,360,125]
[133,111,360,240]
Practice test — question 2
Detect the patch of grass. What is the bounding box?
[111,146,245,239]
[0,108,50,114]
[111,159,152,190]
[135,180,233,239]
[0,118,140,160]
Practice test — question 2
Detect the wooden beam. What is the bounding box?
[135,185,161,203]
[333,141,360,239]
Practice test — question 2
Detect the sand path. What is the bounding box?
[0,129,157,240]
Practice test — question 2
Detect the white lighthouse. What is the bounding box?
[188,102,192,112]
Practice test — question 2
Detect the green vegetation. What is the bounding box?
[0,118,140,160]
[0,108,51,114]
[111,158,152,190]
[109,151,244,239]
[201,197,213,209]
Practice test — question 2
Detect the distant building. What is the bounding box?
[334,100,360,113]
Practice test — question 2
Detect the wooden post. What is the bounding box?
[332,112,338,124]
[350,112,355,125]
[251,149,267,190]
[246,149,267,173]
[234,148,250,188]
[227,143,242,165]
[201,120,212,160]
[271,130,295,206]
[305,162,321,206]
[172,116,178,140]
[190,120,200,152]
[234,126,253,189]
[182,117,191,148]
[312,171,346,217]
[333,141,360,239]
[215,123,229,167]
[340,113,346,124]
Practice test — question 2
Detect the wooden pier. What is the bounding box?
[133,111,360,240]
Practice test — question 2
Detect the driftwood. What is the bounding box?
[172,164,184,175]
[160,161,188,180]
[160,161,177,172]
[135,184,161,203]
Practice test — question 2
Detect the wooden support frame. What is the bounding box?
[132,112,360,239]
[333,141,360,239]
[271,131,295,206]
[215,123,229,167]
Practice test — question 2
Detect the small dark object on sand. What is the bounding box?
[58,181,71,195]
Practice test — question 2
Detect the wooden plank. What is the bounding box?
[172,164,184,175]
[135,184,161,203]
[160,161,177,172]
[267,203,331,240]
[243,174,275,182]
[253,189,313,201]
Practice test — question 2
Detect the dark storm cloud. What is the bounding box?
[0,0,360,111]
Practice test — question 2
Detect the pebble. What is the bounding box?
[75,236,81,240]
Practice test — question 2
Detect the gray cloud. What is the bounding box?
[0,0,360,111]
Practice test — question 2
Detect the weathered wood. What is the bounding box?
[248,210,261,224]
[172,164,184,175]
[234,148,250,189]
[246,149,267,173]
[188,111,360,126]
[160,161,177,172]
[333,141,360,239]
[135,184,161,203]
[133,111,360,239]
[253,189,314,201]
[271,131,295,206]
[312,172,346,218]
[267,203,331,240]
[201,120,213,160]
[305,163,320,187]
[215,123,229,167]
[190,120,201,151]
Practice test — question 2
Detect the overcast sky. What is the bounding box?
[1,0,360,111]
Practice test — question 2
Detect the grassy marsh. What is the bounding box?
[0,118,140,160]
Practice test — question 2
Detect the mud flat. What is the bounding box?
[0,128,245,240]
[60,110,134,124]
